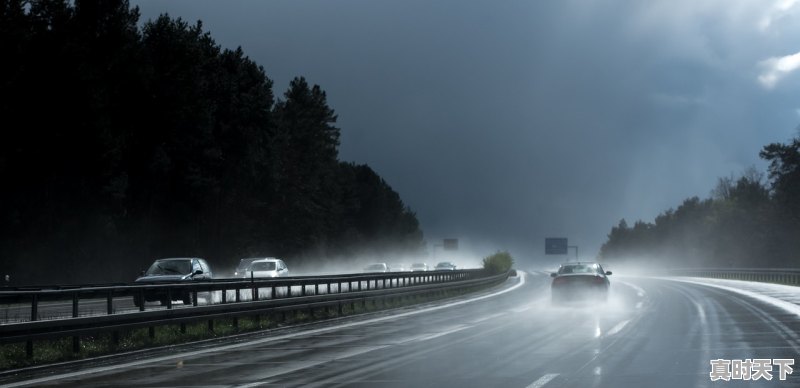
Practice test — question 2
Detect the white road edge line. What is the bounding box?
[604,319,630,337]
[526,373,559,388]
[2,272,527,388]
[662,277,800,318]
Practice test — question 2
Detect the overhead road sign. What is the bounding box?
[545,238,568,255]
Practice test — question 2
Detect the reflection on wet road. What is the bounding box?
[2,272,799,387]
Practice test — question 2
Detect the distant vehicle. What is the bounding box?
[233,258,260,278]
[134,258,213,306]
[550,262,611,303]
[409,263,429,272]
[434,261,457,271]
[389,263,406,272]
[243,258,289,278]
[363,263,389,273]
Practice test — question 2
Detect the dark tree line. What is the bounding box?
[600,136,800,268]
[0,0,423,284]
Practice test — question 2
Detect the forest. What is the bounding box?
[0,0,423,284]
[600,135,800,268]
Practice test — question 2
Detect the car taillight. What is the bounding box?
[593,276,605,283]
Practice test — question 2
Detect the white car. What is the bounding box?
[242,258,289,278]
[409,263,429,272]
[363,263,389,273]
[389,264,406,272]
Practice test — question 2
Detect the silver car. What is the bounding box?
[409,263,429,272]
[363,263,389,273]
[240,258,289,278]
[434,261,457,271]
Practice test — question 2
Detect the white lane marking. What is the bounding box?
[408,325,470,343]
[3,273,527,387]
[694,299,707,326]
[511,304,534,313]
[526,373,559,388]
[471,312,506,323]
[604,319,631,337]
[231,345,389,388]
[236,382,266,388]
[616,280,646,297]
[664,277,800,318]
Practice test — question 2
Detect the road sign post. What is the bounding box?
[568,245,578,262]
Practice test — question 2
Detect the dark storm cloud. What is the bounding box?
[133,0,800,264]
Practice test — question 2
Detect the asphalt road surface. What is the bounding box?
[2,272,799,387]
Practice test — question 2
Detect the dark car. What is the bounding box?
[134,258,213,306]
[550,262,611,303]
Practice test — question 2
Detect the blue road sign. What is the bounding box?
[545,238,568,255]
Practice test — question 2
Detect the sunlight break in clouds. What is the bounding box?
[758,51,800,89]
[759,0,799,31]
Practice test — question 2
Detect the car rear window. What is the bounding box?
[251,261,277,271]
[146,260,192,275]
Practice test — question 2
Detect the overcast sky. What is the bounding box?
[134,0,800,265]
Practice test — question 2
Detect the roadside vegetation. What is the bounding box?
[0,0,423,285]
[482,251,514,274]
[600,135,800,268]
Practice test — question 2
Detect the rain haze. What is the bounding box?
[131,0,800,264]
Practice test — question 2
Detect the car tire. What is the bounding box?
[133,295,141,308]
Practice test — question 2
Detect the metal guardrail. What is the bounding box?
[664,268,800,286]
[0,269,509,358]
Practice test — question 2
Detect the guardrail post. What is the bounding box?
[166,289,172,309]
[107,291,113,315]
[193,290,198,306]
[315,283,319,295]
[236,288,241,302]
[72,292,79,318]
[222,288,227,304]
[139,289,145,311]
[271,286,276,299]
[72,292,80,353]
[31,293,38,322]
[25,293,37,356]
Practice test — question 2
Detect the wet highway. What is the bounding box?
[2,272,799,387]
